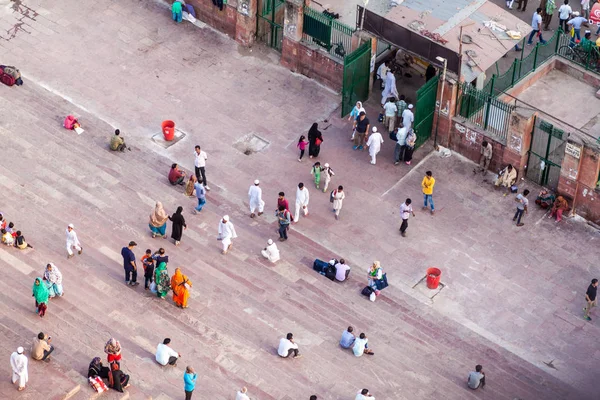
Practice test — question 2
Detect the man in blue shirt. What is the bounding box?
[121,241,139,286]
[192,177,206,214]
[567,11,587,45]
[339,326,356,349]
[527,8,547,45]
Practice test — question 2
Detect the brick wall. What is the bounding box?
[281,37,343,91]
[186,0,256,45]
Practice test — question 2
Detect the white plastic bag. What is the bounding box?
[369,292,376,302]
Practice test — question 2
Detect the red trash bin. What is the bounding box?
[162,120,175,141]
[426,267,441,289]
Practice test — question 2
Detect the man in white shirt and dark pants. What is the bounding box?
[194,145,210,191]
[527,8,547,45]
[558,0,572,31]
[294,182,310,222]
[399,198,416,237]
[277,333,301,359]
[155,338,180,366]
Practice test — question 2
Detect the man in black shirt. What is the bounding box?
[353,112,370,151]
[584,278,598,321]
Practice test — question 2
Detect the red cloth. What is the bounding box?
[107,354,121,363]
[278,198,289,212]
[168,167,184,184]
[64,115,78,129]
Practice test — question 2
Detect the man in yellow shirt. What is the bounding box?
[109,129,129,152]
[422,170,435,215]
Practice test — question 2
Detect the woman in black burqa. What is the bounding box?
[307,123,323,159]
[168,206,187,246]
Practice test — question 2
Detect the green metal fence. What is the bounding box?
[458,83,515,142]
[341,39,372,117]
[302,6,354,60]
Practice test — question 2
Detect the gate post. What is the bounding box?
[280,0,304,71]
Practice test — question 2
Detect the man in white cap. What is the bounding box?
[366,127,384,165]
[217,215,237,255]
[294,182,310,222]
[260,239,280,263]
[321,163,335,193]
[402,104,414,131]
[65,224,82,259]
[248,179,264,218]
[10,346,28,391]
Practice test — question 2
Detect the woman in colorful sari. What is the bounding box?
[32,277,49,317]
[155,262,171,299]
[44,263,63,298]
[184,174,196,197]
[535,189,555,209]
[149,202,169,239]
[171,268,192,308]
[104,338,122,366]
[367,261,383,290]
[550,195,569,222]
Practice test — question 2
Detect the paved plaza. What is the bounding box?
[0,0,599,399]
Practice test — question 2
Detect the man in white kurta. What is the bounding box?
[294,183,310,222]
[10,347,28,390]
[381,70,399,106]
[366,127,384,165]
[260,239,280,263]
[217,215,237,255]
[248,179,265,218]
[65,223,82,259]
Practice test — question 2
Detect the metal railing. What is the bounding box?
[302,6,354,61]
[458,83,515,142]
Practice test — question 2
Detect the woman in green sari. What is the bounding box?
[155,262,170,299]
[32,277,49,317]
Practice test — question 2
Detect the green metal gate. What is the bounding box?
[526,117,566,190]
[257,0,284,51]
[412,75,439,150]
[341,39,371,117]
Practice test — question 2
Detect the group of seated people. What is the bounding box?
[313,258,352,282]
[536,189,570,222]
[0,213,32,249]
[87,338,131,393]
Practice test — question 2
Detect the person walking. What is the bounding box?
[194,145,210,191]
[171,268,192,308]
[193,179,206,214]
[183,366,197,400]
[402,104,414,131]
[404,129,417,165]
[32,277,49,317]
[217,215,237,255]
[307,123,323,159]
[527,8,547,45]
[353,112,370,151]
[541,0,557,30]
[474,141,493,175]
[10,347,28,391]
[276,205,291,241]
[297,135,308,162]
[381,69,399,106]
[513,189,530,227]
[383,97,397,133]
[248,179,265,218]
[44,263,63,298]
[149,202,169,238]
[366,127,384,165]
[65,223,82,259]
[311,162,322,189]
[121,241,139,286]
[567,11,587,45]
[348,101,366,141]
[583,278,598,321]
[558,0,572,31]
[422,171,435,215]
[277,192,290,213]
[321,163,335,193]
[332,186,345,220]
[399,198,416,237]
[169,206,187,246]
[517,0,529,11]
[294,183,310,222]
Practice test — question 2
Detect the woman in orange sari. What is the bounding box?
[171,268,192,308]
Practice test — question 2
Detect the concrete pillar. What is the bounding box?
[235,0,257,45]
[281,0,303,71]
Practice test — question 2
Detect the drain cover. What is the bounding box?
[233,133,270,155]
[152,128,186,149]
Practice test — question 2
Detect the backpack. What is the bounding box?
[375,273,389,290]
[325,265,336,281]
[361,286,374,297]
[0,73,15,87]
[389,130,397,141]
[313,259,329,274]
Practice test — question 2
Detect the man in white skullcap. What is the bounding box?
[402,104,414,131]
[322,163,335,193]
[217,215,237,255]
[65,224,82,259]
[260,239,280,263]
[366,127,384,165]
[248,179,265,218]
[10,346,28,391]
